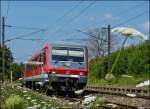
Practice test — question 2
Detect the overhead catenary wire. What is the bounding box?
[4,23,45,64]
[4,1,95,44]
[73,11,148,44]
[46,1,96,35]
[50,1,146,44]
[76,29,107,42]
[102,1,147,28]
[52,1,84,24]
[44,1,96,43]
[40,1,84,42]
[3,1,85,63]
[5,37,43,42]
[67,1,96,24]
[113,10,149,28]
[5,24,43,30]
[3,1,84,45]
[114,1,147,17]
[76,4,148,42]
[6,29,45,42]
[81,1,147,31]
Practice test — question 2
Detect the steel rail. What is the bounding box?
[84,86,150,99]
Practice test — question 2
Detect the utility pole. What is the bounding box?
[2,16,5,83]
[9,50,12,84]
[0,17,2,46]
[108,24,111,75]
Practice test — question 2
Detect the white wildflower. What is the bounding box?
[33,102,37,105]
[27,97,31,100]
[41,101,46,104]
[24,94,28,97]
[31,99,37,103]
[42,106,47,109]
[36,104,41,108]
[23,90,27,93]
[44,103,48,106]
[48,104,51,107]
[126,93,136,97]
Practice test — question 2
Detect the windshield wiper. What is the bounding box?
[54,60,58,64]
[78,62,83,65]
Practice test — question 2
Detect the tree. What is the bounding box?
[86,27,119,79]
[0,45,13,80]
[87,27,107,59]
[86,27,118,59]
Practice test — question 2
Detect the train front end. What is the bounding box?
[48,44,88,91]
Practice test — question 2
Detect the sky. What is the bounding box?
[1,0,149,63]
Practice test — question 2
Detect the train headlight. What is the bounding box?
[80,72,84,76]
[52,71,56,74]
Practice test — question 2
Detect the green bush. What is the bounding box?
[5,95,24,109]
[96,97,106,105]
[105,73,115,81]
[88,41,149,85]
[89,97,106,108]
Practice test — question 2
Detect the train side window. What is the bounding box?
[41,49,46,65]
[26,64,35,71]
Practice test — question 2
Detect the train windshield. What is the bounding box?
[52,47,84,62]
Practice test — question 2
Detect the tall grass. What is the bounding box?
[5,95,24,109]
[87,74,148,87]
[1,84,68,109]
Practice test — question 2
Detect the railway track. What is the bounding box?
[104,101,141,109]
[83,85,150,108]
[15,83,150,108]
[84,85,150,99]
[47,85,150,108]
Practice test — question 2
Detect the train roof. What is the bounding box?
[27,43,87,61]
[49,43,87,48]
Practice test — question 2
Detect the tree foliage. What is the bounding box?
[11,62,23,80]
[0,45,23,80]
[0,45,13,79]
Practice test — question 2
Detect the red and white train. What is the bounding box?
[23,43,88,92]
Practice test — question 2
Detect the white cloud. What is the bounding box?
[104,13,120,21]
[142,21,149,30]
[89,16,96,21]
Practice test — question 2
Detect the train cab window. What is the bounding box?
[52,48,68,61]
[68,48,84,62]
[52,47,85,62]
